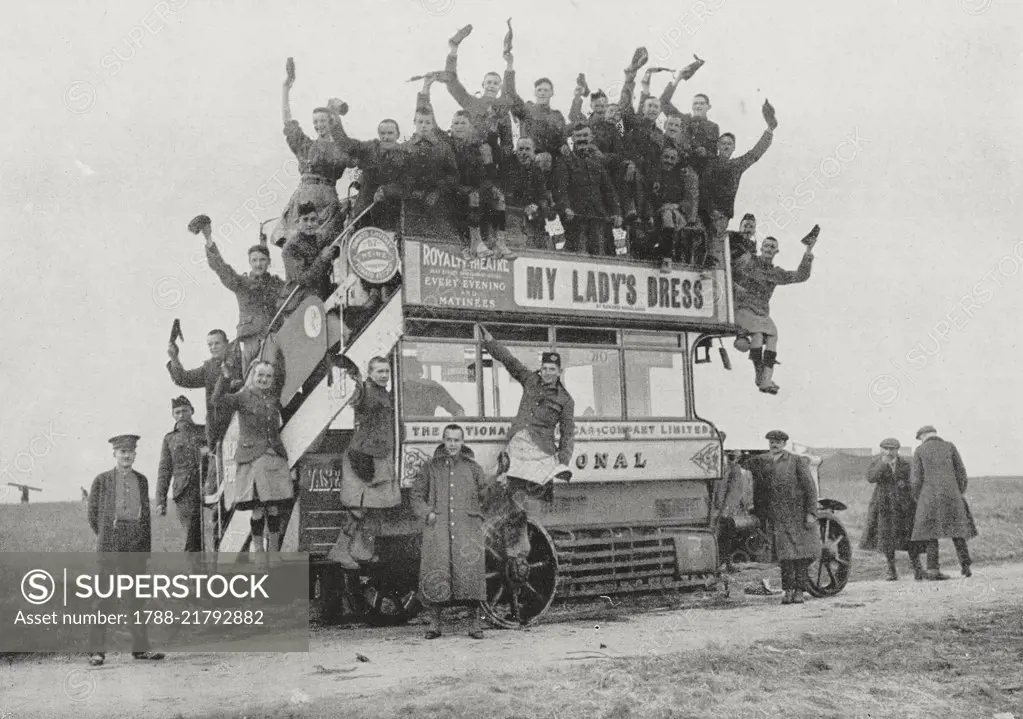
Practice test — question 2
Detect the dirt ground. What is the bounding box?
[2,561,1020,719]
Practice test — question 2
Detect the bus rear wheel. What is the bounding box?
[481,518,559,629]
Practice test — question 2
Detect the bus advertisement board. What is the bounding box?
[402,239,724,324]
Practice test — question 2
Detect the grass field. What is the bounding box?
[208,602,1023,719]
[4,474,1021,572]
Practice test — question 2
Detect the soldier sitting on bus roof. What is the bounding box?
[698,100,777,226]
[553,122,623,256]
[403,104,460,217]
[440,22,516,159]
[343,119,407,231]
[281,202,338,304]
[480,326,573,622]
[733,225,819,395]
[570,82,643,230]
[499,135,554,250]
[649,144,700,272]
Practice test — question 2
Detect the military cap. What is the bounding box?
[187,214,211,235]
[109,434,140,451]
[765,430,789,442]
[879,437,900,449]
[915,425,936,440]
[248,244,270,258]
[741,213,756,223]
[171,395,193,410]
[541,351,562,367]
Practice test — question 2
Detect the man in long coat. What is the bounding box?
[86,434,164,666]
[860,437,924,580]
[910,425,977,580]
[156,396,208,553]
[410,424,493,639]
[749,430,821,604]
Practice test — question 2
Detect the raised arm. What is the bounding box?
[443,50,476,110]
[569,85,586,123]
[660,54,705,116]
[205,241,246,294]
[166,343,207,388]
[480,327,531,384]
[760,248,813,285]
[733,129,774,173]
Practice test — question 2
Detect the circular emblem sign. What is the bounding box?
[303,304,323,339]
[347,227,400,284]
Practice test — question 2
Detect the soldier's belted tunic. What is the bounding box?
[734,253,813,336]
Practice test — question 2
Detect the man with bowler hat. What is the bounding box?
[860,437,925,580]
[749,430,821,604]
[909,425,977,580]
[86,434,164,666]
[156,396,208,553]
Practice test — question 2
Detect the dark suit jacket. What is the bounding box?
[87,469,152,553]
[213,384,287,465]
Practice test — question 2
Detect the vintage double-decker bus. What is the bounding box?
[208,202,846,627]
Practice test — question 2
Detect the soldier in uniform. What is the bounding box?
[481,326,573,617]
[328,356,401,569]
[733,226,819,394]
[86,435,165,666]
[195,220,286,378]
[749,430,821,605]
[156,396,208,553]
[910,425,977,580]
[166,328,238,448]
[860,437,925,580]
[410,424,494,640]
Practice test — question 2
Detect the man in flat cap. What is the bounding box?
[194,220,286,378]
[749,430,821,604]
[480,325,574,619]
[860,438,925,580]
[156,396,209,553]
[909,426,977,580]
[86,435,164,666]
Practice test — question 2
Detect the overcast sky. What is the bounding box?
[1,0,1020,502]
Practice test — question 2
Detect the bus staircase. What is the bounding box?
[213,251,404,557]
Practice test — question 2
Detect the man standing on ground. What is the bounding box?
[749,430,820,605]
[909,425,977,580]
[860,437,925,580]
[86,435,165,666]
[156,396,208,553]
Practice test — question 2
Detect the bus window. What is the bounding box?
[558,347,623,419]
[481,344,543,418]
[624,350,686,418]
[401,342,478,417]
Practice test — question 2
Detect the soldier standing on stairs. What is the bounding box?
[733,225,820,394]
[859,437,926,581]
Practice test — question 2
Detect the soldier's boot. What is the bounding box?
[492,229,516,259]
[885,555,898,581]
[910,553,925,581]
[749,347,764,387]
[470,226,493,259]
[759,350,780,395]
[467,608,485,639]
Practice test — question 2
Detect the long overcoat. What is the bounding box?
[750,451,821,561]
[87,469,152,553]
[859,456,917,553]
[910,436,978,541]
[410,444,493,606]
